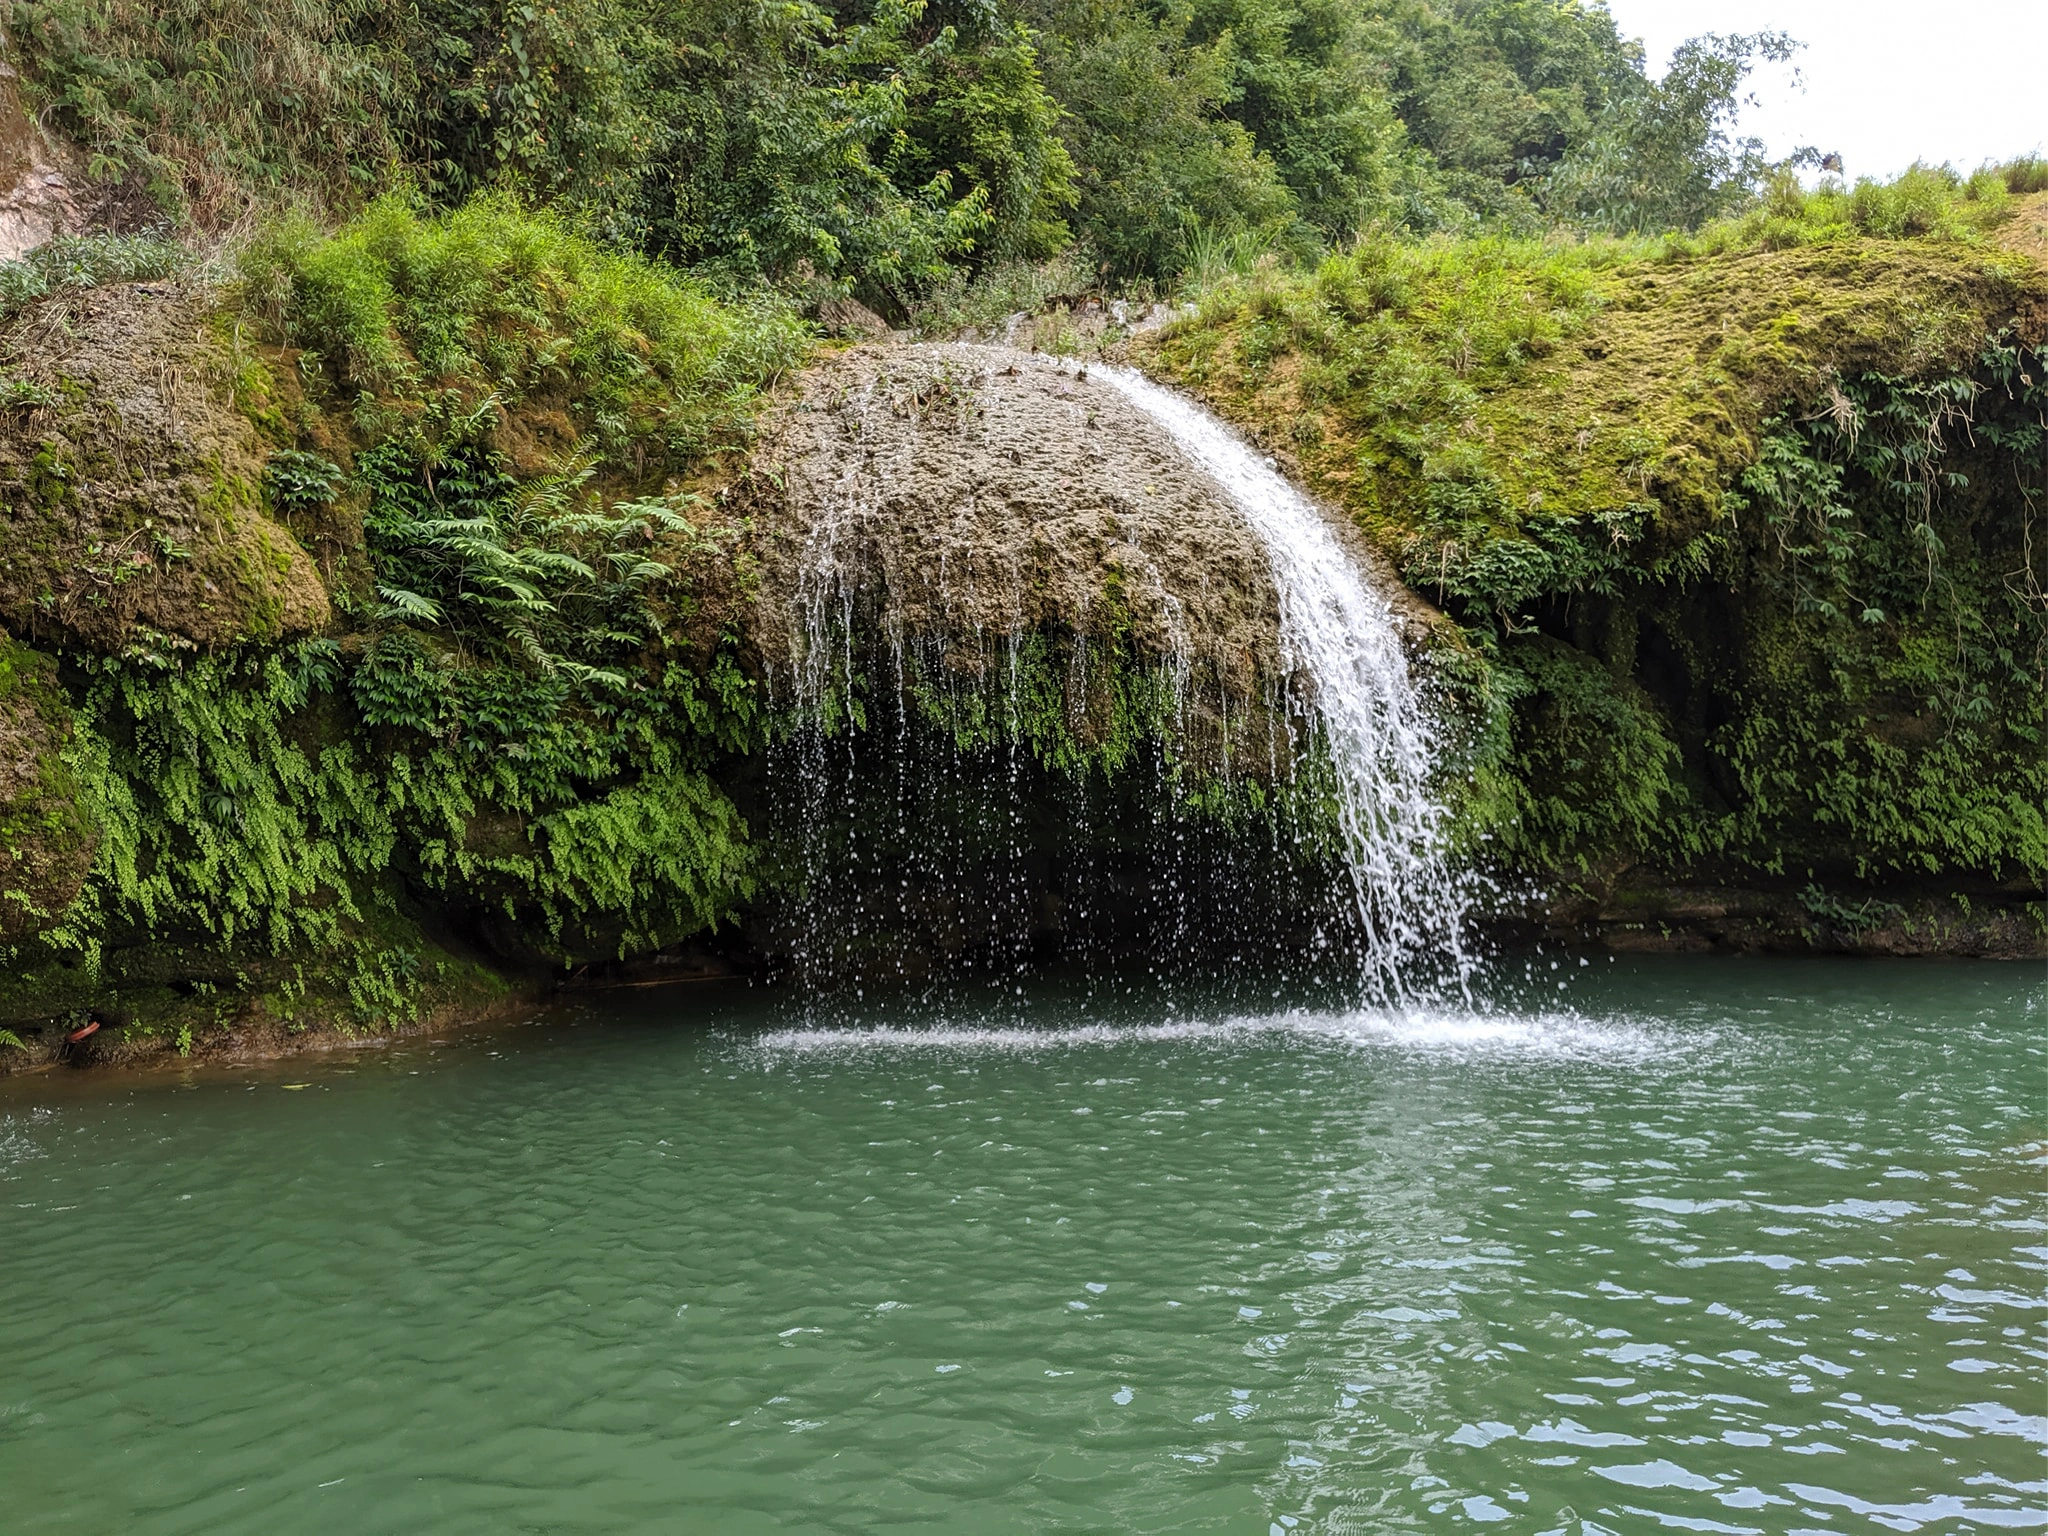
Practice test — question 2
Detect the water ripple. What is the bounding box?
[0,958,2039,1534]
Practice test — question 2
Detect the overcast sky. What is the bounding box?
[1599,0,2047,181]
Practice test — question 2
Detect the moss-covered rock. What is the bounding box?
[0,280,331,653]
[1141,213,2048,913]
[1145,229,2041,574]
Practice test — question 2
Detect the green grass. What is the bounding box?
[1659,161,2041,257]
[0,230,185,325]
[237,193,810,477]
[1151,167,2041,568]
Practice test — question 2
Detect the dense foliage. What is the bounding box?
[0,201,804,1044]
[6,0,1832,298]
[1146,165,2048,887]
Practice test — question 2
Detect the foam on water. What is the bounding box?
[0,1111,49,1168]
[1094,364,1473,1003]
[749,1004,1668,1063]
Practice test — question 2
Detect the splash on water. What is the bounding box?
[749,1005,1669,1064]
[0,1109,52,1168]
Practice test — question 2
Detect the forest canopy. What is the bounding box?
[7,0,1812,304]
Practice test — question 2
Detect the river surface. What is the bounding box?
[1,958,2042,1534]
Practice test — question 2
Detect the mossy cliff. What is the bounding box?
[3,183,2046,1067]
[0,198,807,1064]
[1142,184,2048,950]
[0,282,330,651]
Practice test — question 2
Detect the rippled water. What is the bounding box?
[1,959,2042,1534]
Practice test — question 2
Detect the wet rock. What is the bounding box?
[747,342,1294,708]
[1511,871,2046,959]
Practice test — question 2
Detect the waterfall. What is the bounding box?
[1095,365,1473,1004]
[766,343,1472,1004]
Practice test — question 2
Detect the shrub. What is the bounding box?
[0,230,185,325]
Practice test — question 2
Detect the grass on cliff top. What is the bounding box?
[1144,164,2048,604]
[237,194,811,478]
[0,230,184,328]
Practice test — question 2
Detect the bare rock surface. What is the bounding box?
[748,342,1298,703]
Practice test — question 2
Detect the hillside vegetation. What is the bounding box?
[1147,174,2047,896]
[5,0,1820,296]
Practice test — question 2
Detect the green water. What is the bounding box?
[1,959,2042,1534]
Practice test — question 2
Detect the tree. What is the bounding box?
[1545,30,1804,233]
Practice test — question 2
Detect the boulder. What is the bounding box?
[0,280,331,653]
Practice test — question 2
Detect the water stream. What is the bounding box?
[1095,365,1472,1002]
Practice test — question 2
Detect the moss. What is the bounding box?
[0,201,818,1038]
[1144,208,2048,890]
[0,283,331,653]
[235,195,812,483]
[0,902,513,1067]
[1148,232,2037,577]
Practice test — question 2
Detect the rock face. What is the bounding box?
[743,342,1463,768]
[747,343,1294,711]
[0,29,76,262]
[0,281,330,653]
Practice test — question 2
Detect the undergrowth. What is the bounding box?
[8,198,806,1034]
[1,0,422,221]
[0,230,184,324]
[237,193,809,475]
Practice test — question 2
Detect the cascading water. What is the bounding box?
[764,342,1472,1004]
[1094,365,1473,1003]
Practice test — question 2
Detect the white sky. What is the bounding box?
[1599,0,2048,181]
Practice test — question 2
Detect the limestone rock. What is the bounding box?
[747,344,1285,703]
[816,297,892,340]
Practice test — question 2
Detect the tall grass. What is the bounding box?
[238,194,810,473]
[910,249,1101,338]
[1997,156,2048,195]
[0,230,184,324]
[3,0,421,223]
[1661,159,2044,258]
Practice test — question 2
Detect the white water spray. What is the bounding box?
[1095,365,1473,1003]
